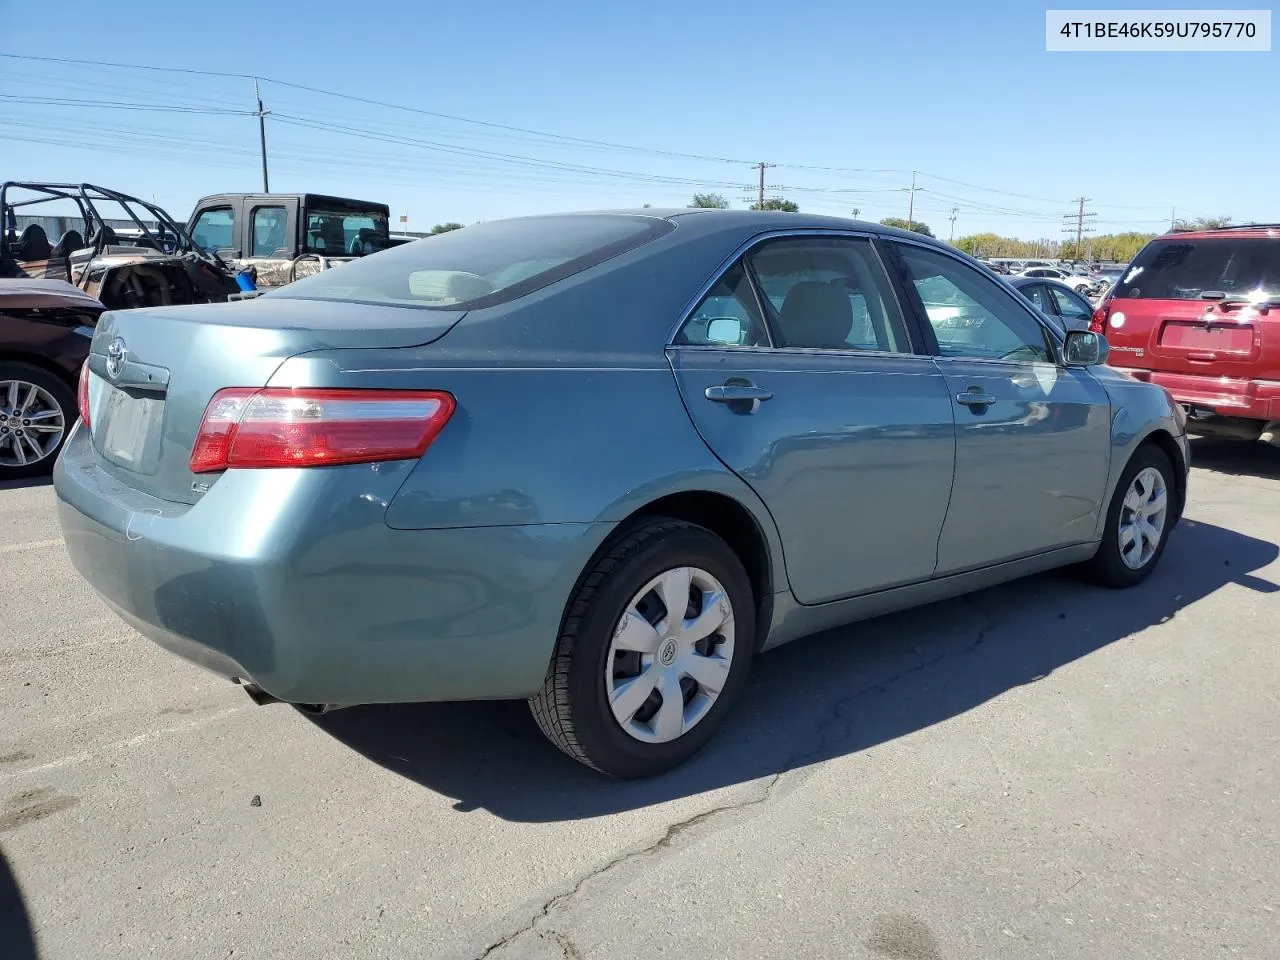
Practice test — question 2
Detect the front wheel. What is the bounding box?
[1086,445,1176,587]
[529,518,755,778]
[0,363,76,480]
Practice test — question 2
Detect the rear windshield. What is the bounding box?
[1114,237,1280,301]
[272,214,674,310]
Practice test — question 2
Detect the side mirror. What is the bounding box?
[1063,329,1109,366]
[705,316,746,345]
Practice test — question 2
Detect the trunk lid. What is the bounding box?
[84,297,464,504]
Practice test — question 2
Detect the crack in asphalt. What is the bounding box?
[476,773,783,959]
[545,928,585,960]
[475,598,1002,960]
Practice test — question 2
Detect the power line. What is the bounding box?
[0,94,251,115]
[0,52,753,168]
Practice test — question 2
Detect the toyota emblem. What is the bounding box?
[105,338,127,380]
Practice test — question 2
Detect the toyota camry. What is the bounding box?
[55,210,1189,778]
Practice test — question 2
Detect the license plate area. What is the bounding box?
[1158,321,1254,354]
[97,384,165,474]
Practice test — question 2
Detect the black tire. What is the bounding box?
[1086,444,1176,588]
[0,362,77,480]
[529,518,756,778]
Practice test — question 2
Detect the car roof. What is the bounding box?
[1162,226,1280,241]
[482,208,958,249]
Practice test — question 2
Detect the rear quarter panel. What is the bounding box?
[272,347,784,543]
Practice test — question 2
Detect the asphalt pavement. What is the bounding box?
[2,439,1279,960]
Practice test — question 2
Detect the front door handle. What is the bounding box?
[706,383,774,403]
[955,391,996,407]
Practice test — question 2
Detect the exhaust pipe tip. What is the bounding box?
[293,703,345,716]
[232,678,347,714]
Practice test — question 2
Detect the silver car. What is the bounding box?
[55,210,1190,778]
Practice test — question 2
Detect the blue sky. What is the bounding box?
[2,0,1275,238]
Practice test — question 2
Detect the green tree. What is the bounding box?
[954,231,1157,263]
[1174,215,1233,231]
[879,217,934,237]
[690,193,730,209]
[430,222,465,234]
[750,197,799,212]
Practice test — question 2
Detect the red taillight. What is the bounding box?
[1089,302,1109,334]
[77,360,91,429]
[189,388,455,473]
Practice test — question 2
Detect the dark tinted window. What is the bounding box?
[1115,237,1280,300]
[273,215,674,310]
[304,208,389,255]
[251,206,288,257]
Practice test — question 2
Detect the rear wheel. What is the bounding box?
[529,518,755,778]
[0,363,75,480]
[1086,445,1175,587]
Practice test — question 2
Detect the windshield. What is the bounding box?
[304,208,391,256]
[1114,237,1280,300]
[273,214,674,310]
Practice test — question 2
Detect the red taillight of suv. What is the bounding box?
[1089,301,1109,334]
[77,360,91,429]
[189,388,455,473]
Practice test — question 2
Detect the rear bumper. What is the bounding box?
[53,426,613,705]
[1112,369,1280,424]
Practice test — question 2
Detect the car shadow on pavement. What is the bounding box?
[0,474,53,493]
[0,847,38,960]
[1189,438,1280,481]
[311,518,1278,821]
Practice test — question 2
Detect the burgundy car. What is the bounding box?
[0,278,104,478]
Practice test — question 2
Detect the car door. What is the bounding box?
[668,234,956,605]
[886,241,1112,574]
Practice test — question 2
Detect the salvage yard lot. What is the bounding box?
[3,441,1280,960]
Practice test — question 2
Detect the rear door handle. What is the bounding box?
[706,384,774,403]
[955,392,996,406]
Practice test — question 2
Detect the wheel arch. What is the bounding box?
[1136,428,1188,524]
[582,489,783,654]
[0,351,79,388]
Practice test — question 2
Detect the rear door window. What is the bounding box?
[251,206,288,257]
[1048,284,1093,325]
[1115,237,1280,301]
[746,236,911,352]
[1019,282,1051,313]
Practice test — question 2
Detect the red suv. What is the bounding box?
[1092,226,1280,442]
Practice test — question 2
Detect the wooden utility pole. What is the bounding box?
[1061,197,1096,259]
[254,77,270,192]
[906,171,917,231]
[948,206,959,242]
[754,162,775,208]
